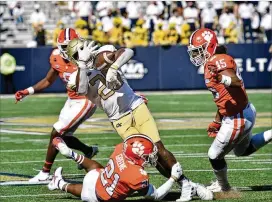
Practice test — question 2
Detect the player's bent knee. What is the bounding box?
[208,147,219,160]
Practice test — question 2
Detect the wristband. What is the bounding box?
[27,87,35,95]
[220,75,231,86]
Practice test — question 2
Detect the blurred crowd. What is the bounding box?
[4,1,272,47]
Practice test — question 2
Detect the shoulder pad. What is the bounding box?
[52,49,60,56]
[207,54,236,72]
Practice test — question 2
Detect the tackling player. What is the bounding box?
[65,39,213,201]
[48,134,190,202]
[187,28,272,192]
[14,28,97,182]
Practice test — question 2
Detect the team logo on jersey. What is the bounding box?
[121,60,148,79]
[132,141,145,156]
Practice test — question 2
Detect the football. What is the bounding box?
[93,51,115,70]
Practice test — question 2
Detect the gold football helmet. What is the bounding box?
[66,38,85,65]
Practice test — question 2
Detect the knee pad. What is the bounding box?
[208,147,219,160]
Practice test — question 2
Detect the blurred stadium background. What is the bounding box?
[0,1,271,94]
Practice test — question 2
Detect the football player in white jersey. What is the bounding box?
[64,39,213,202]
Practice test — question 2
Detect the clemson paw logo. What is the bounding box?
[132,141,145,156]
[202,31,213,42]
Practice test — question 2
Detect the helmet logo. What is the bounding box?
[202,31,213,42]
[132,141,145,156]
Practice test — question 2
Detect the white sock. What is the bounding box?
[214,166,230,190]
[264,130,272,142]
[59,179,67,190]
[63,183,71,192]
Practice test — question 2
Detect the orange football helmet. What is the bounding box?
[187,28,218,66]
[57,28,80,59]
[123,134,158,167]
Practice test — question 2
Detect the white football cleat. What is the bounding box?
[176,180,197,202]
[53,137,73,158]
[48,167,65,191]
[207,180,231,192]
[196,184,214,200]
[29,171,52,182]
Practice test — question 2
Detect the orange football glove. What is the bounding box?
[15,89,29,103]
[207,120,221,138]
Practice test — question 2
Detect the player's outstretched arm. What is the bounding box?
[75,68,89,95]
[111,48,134,70]
[15,67,58,102]
[144,162,182,201]
[32,67,59,92]
[106,48,134,90]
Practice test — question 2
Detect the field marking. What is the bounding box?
[0,135,207,143]
[0,129,47,135]
[0,181,51,186]
[1,185,270,198]
[0,144,211,153]
[1,89,271,99]
[0,193,68,198]
[228,159,272,162]
[1,168,271,187]
[63,168,272,176]
[2,154,271,164]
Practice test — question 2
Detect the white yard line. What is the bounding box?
[1,89,271,99]
[0,144,211,153]
[1,168,271,187]
[2,154,271,164]
[0,193,68,198]
[0,129,47,135]
[0,134,206,143]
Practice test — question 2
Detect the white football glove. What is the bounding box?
[106,66,122,90]
[77,41,98,69]
[171,162,182,181]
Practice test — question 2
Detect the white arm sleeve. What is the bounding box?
[77,69,89,95]
[111,48,134,68]
[145,178,175,201]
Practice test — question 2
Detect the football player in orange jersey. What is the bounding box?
[48,135,212,202]
[188,28,272,192]
[14,28,97,182]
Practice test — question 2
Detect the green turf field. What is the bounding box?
[0,92,271,202]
